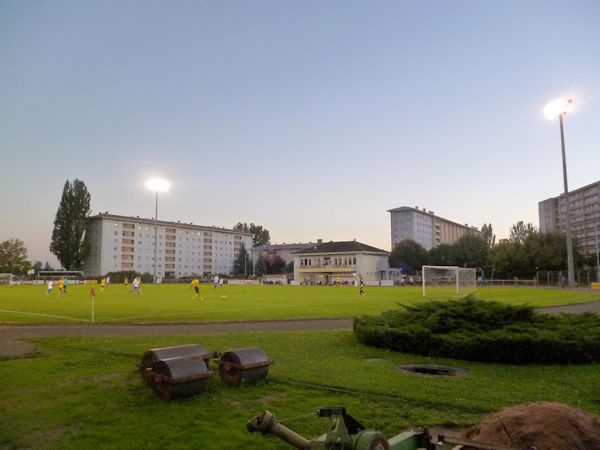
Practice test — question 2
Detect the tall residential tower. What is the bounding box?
[388,206,479,250]
[539,180,600,258]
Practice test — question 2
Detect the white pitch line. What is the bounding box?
[0,309,90,322]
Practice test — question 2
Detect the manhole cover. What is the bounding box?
[396,364,467,377]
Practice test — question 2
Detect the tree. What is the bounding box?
[43,261,55,271]
[33,261,43,274]
[488,240,523,279]
[232,244,249,276]
[389,239,428,274]
[0,239,30,274]
[509,221,536,244]
[428,243,453,266]
[481,223,496,248]
[50,179,91,270]
[233,222,271,247]
[451,233,490,268]
[267,255,286,274]
[254,254,267,276]
[523,231,583,275]
[285,260,294,274]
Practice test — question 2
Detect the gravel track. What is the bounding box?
[0,318,353,356]
[2,299,600,357]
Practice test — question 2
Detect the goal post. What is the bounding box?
[422,265,477,297]
[0,273,15,285]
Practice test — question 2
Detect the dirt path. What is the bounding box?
[0,318,353,356]
[2,299,600,357]
[540,299,600,314]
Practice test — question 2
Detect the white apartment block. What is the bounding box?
[388,206,480,250]
[539,180,600,258]
[84,214,253,278]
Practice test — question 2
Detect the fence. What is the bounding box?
[488,270,599,288]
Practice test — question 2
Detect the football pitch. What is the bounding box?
[0,283,598,324]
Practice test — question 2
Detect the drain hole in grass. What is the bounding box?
[396,364,467,377]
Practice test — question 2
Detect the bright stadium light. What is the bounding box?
[146,178,170,284]
[145,178,170,193]
[544,98,575,287]
[544,98,574,120]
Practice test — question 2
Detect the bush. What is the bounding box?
[353,296,600,364]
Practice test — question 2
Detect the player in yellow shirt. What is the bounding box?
[58,278,65,296]
[100,278,107,292]
[190,278,202,300]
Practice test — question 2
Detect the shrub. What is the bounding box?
[353,296,600,364]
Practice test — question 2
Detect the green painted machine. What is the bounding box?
[247,407,516,450]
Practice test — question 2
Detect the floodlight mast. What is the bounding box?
[594,222,600,283]
[544,98,575,287]
[145,178,170,284]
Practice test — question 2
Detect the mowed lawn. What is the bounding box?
[1,330,600,449]
[0,284,598,324]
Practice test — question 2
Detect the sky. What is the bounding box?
[1,0,599,267]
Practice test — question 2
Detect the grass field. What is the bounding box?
[1,330,599,449]
[0,284,598,324]
[2,285,600,448]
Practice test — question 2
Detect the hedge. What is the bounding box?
[353,296,600,364]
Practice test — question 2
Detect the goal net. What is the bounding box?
[422,266,477,297]
[0,273,15,285]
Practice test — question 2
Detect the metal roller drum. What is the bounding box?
[140,344,211,384]
[218,347,273,385]
[149,356,212,401]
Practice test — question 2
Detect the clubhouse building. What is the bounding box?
[292,240,393,285]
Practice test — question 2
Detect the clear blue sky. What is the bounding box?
[1,0,599,266]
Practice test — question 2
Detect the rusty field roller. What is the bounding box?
[218,347,273,385]
[140,344,211,385]
[150,357,212,401]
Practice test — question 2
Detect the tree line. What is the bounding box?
[389,221,588,279]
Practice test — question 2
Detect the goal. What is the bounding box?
[422,266,477,297]
[0,273,15,285]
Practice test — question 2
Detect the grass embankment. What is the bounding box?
[0,284,597,324]
[1,330,599,449]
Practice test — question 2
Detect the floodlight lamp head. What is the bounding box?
[145,178,170,193]
[544,98,574,120]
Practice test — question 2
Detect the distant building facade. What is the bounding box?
[292,240,391,284]
[85,213,253,278]
[251,242,318,266]
[539,180,600,258]
[388,206,480,250]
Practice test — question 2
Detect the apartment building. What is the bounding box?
[84,213,253,278]
[539,180,600,257]
[388,206,480,250]
[251,242,317,265]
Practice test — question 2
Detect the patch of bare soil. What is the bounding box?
[464,402,600,450]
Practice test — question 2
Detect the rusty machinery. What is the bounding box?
[140,344,272,400]
[247,407,517,450]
